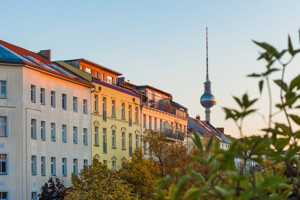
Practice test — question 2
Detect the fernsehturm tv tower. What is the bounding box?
[200,27,216,123]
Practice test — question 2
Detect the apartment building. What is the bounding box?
[57,59,142,169]
[0,41,93,200]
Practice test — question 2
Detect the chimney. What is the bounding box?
[38,50,51,60]
[196,115,200,120]
[217,127,224,134]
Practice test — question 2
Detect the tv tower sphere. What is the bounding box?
[200,90,216,108]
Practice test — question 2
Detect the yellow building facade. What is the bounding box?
[58,59,142,169]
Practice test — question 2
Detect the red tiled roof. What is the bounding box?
[190,117,222,139]
[0,40,94,88]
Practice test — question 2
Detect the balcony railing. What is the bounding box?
[143,100,187,118]
[160,128,185,140]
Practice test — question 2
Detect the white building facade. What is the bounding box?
[0,41,93,200]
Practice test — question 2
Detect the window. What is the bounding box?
[103,97,106,121]
[149,116,152,130]
[136,135,139,149]
[102,73,105,81]
[83,159,88,166]
[83,128,88,145]
[112,130,116,148]
[112,161,116,169]
[31,119,37,139]
[0,192,8,199]
[112,100,116,117]
[40,88,45,105]
[94,95,98,112]
[62,94,67,110]
[122,132,125,149]
[143,114,146,129]
[83,99,88,114]
[103,128,107,154]
[31,192,37,200]
[96,71,99,78]
[73,97,78,112]
[0,116,7,137]
[154,118,157,131]
[103,160,107,165]
[62,158,67,176]
[51,157,56,175]
[128,105,132,126]
[30,85,36,103]
[31,155,37,175]
[41,156,46,176]
[51,91,56,107]
[41,121,46,141]
[160,119,163,131]
[62,125,67,143]
[0,154,7,174]
[107,76,113,84]
[51,123,56,141]
[135,107,139,123]
[94,127,98,145]
[73,159,78,175]
[121,103,125,119]
[0,80,6,99]
[129,133,132,157]
[73,127,78,144]
[85,67,91,74]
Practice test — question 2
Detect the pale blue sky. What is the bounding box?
[1,0,300,137]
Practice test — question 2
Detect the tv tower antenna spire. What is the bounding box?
[200,27,216,123]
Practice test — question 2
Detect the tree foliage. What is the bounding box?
[65,158,137,200]
[120,148,159,200]
[155,31,300,199]
[38,176,66,200]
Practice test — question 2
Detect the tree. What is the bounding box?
[65,158,137,200]
[155,31,300,199]
[143,130,190,178]
[38,176,66,200]
[120,148,159,200]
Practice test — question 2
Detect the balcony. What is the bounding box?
[160,128,186,140]
[143,100,187,118]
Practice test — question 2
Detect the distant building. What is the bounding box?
[58,59,142,169]
[118,79,189,154]
[188,116,231,151]
[0,41,93,200]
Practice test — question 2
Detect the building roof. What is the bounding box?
[135,85,172,98]
[0,40,94,88]
[188,117,232,144]
[63,58,122,76]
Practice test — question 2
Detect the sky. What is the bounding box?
[1,0,300,138]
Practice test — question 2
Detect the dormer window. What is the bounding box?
[85,67,91,74]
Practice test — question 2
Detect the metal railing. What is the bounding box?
[143,100,187,118]
[160,128,185,140]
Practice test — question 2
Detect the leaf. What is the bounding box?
[174,175,190,199]
[205,136,213,153]
[215,186,229,197]
[262,68,279,76]
[289,114,300,125]
[288,35,294,55]
[261,176,286,189]
[289,74,300,91]
[183,187,201,200]
[274,79,288,92]
[259,80,264,94]
[233,96,243,108]
[247,73,261,78]
[186,165,205,183]
[192,131,203,153]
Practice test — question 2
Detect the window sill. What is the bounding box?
[31,138,37,140]
[84,144,88,146]
[41,139,46,141]
[122,148,126,150]
[31,174,37,176]
[112,147,116,149]
[62,141,67,143]
[51,140,56,142]
[94,144,99,147]
[0,173,8,175]
[73,143,78,145]
[62,175,67,177]
[0,136,8,137]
